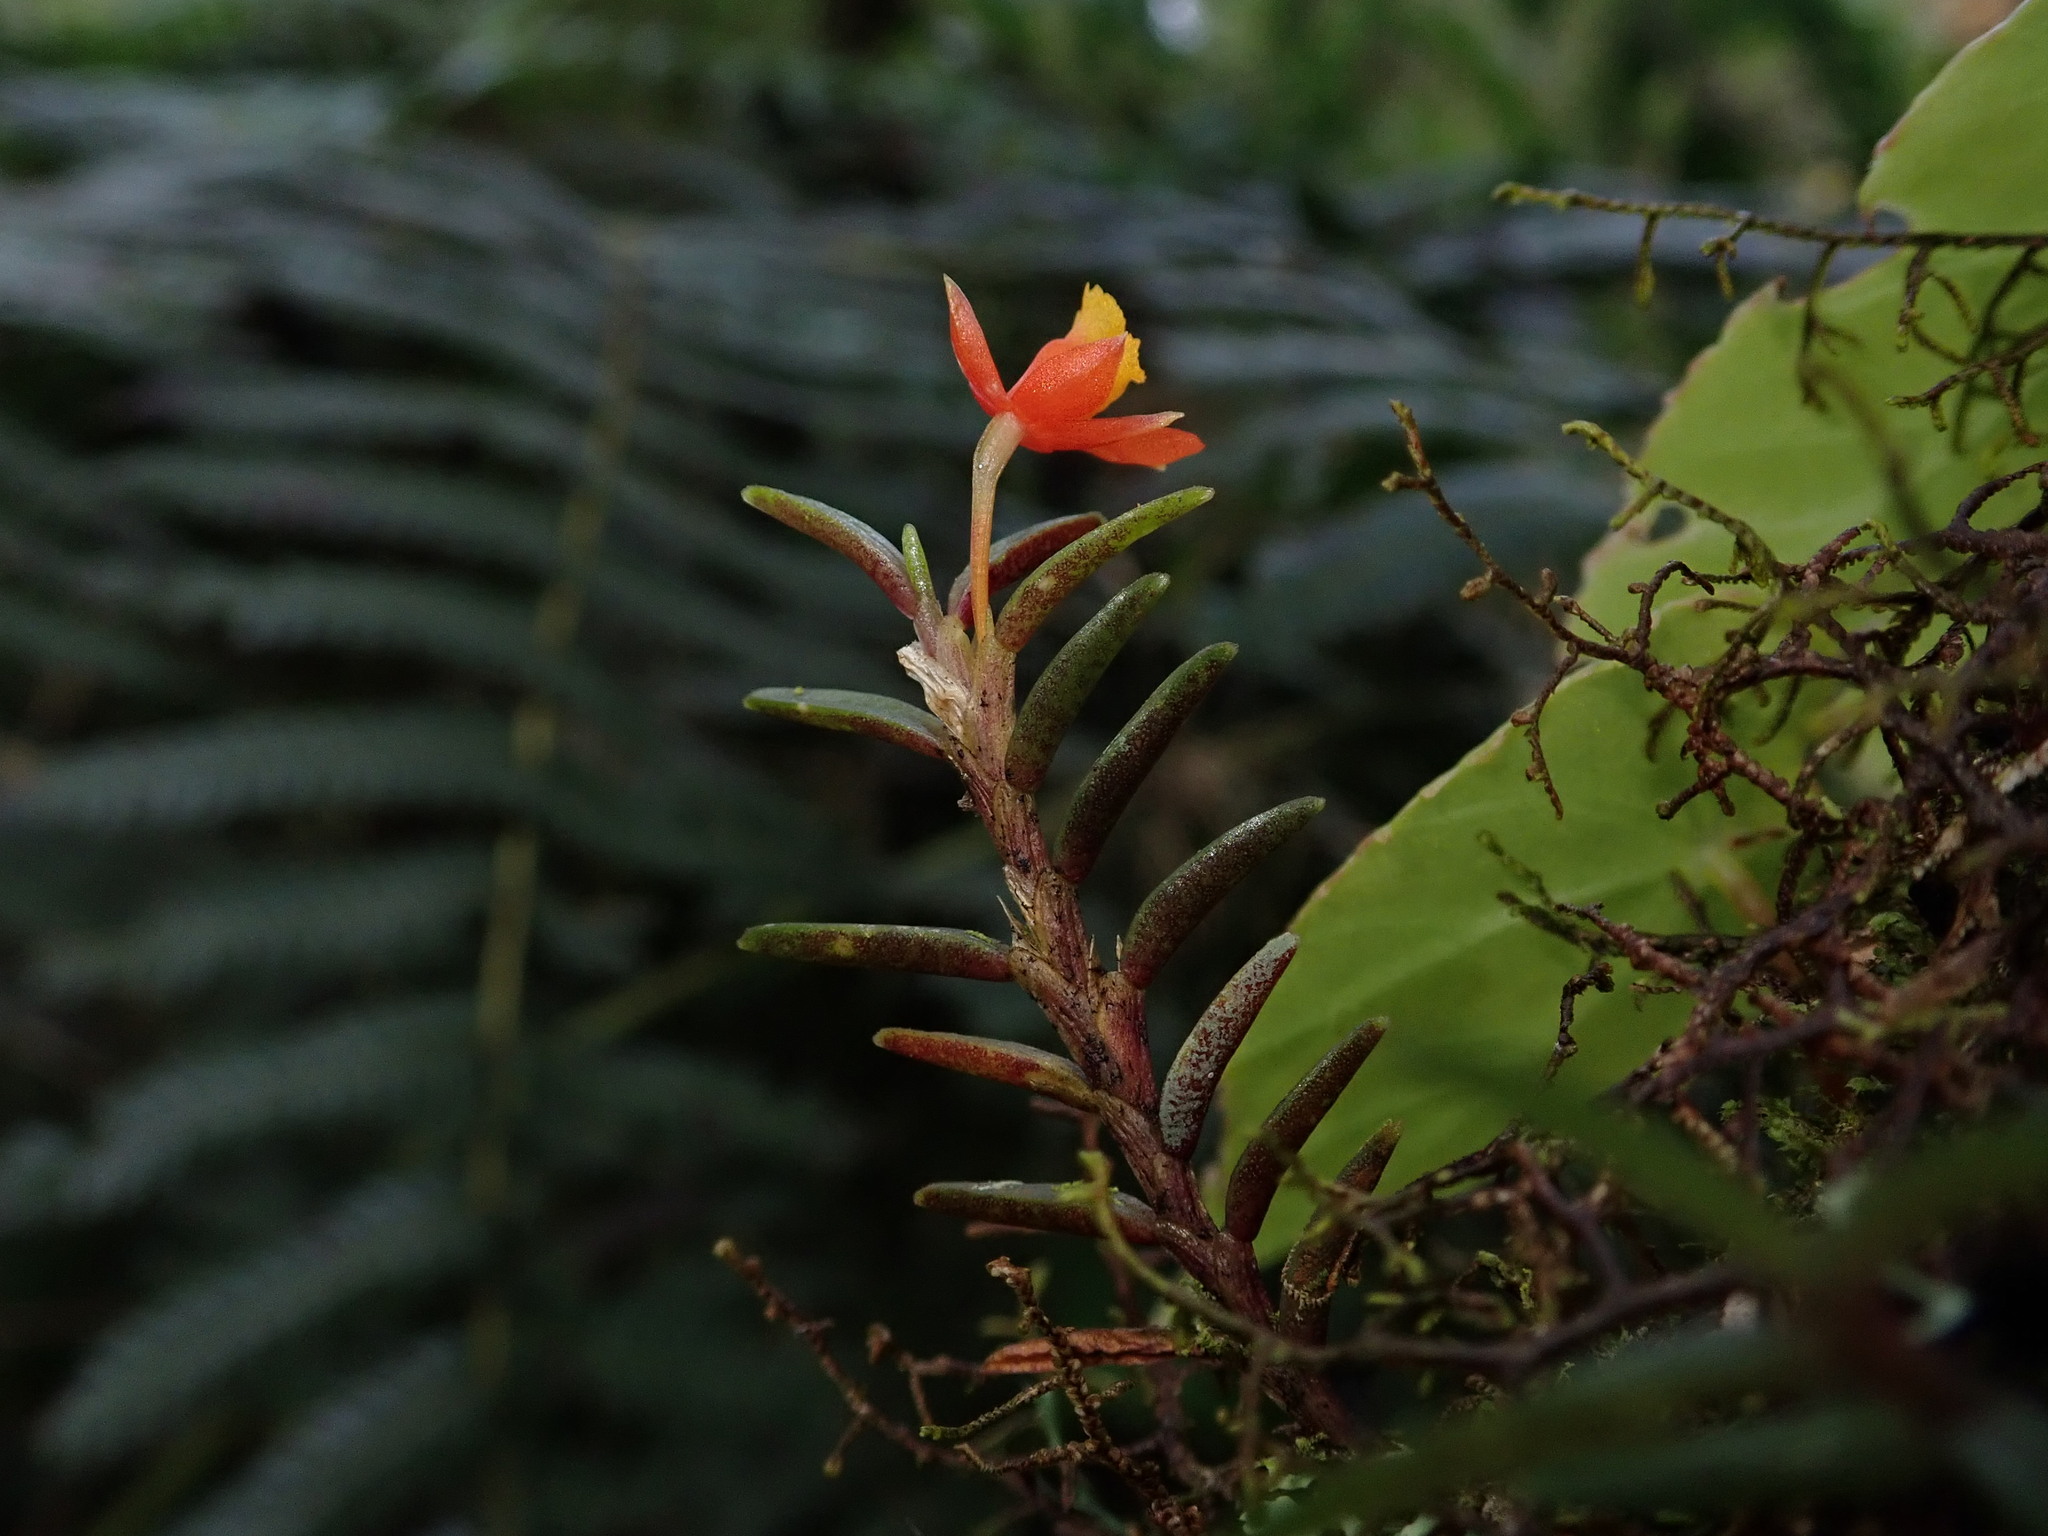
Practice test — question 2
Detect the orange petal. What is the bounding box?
[1023,410,1182,452]
[1007,334,1126,426]
[1084,426,1204,469]
[944,276,1008,416]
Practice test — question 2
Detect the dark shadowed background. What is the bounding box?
[0,2,2008,1532]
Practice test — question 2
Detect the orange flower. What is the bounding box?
[945,278,1203,469]
[946,279,1202,638]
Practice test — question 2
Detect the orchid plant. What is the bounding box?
[734,282,1395,1445]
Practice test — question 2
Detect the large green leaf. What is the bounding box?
[1860,0,2048,233]
[1219,661,1784,1251]
[1579,0,2048,634]
[1222,3,2048,1257]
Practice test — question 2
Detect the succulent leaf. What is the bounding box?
[995,486,1212,651]
[738,923,1011,980]
[1224,1019,1386,1242]
[874,1029,1100,1110]
[743,687,950,760]
[912,1179,1160,1244]
[1054,642,1235,883]
[1119,797,1324,988]
[1158,932,1299,1160]
[901,524,938,617]
[1007,572,1171,793]
[740,485,916,617]
[944,514,1105,618]
[1276,1119,1402,1344]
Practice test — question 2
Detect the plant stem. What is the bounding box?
[969,411,1025,641]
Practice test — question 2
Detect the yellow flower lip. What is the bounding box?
[1065,283,1146,404]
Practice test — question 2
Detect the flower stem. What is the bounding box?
[969,412,1025,643]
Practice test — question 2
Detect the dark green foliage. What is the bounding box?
[742,687,952,759]
[945,513,1106,618]
[1221,1019,1385,1242]
[994,486,1212,651]
[1053,641,1235,883]
[873,1028,1099,1111]
[912,1180,1160,1244]
[1120,796,1325,987]
[1007,570,1170,793]
[1157,930,1297,1159]
[1273,1117,1400,1343]
[739,921,1011,978]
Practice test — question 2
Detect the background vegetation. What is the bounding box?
[0,2,2017,1533]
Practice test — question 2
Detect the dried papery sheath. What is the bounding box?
[1224,1020,1387,1243]
[1119,797,1324,988]
[1158,932,1299,1159]
[944,514,1104,618]
[743,687,951,760]
[1007,572,1170,793]
[980,1327,1181,1374]
[739,923,1012,980]
[741,485,916,617]
[1054,642,1236,883]
[1276,1119,1402,1344]
[875,1028,1101,1111]
[995,486,1213,651]
[913,1179,1161,1244]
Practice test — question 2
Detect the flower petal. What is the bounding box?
[1022,411,1182,452]
[1065,285,1145,404]
[1008,335,1127,426]
[1083,426,1205,469]
[944,276,1008,416]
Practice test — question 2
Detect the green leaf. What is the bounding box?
[1007,571,1170,794]
[738,922,1011,980]
[743,686,950,759]
[1053,642,1235,883]
[1158,931,1297,1160]
[1229,18,2048,1261]
[1860,0,2048,232]
[1120,796,1323,990]
[1265,1326,1808,1534]
[1578,3,2048,636]
[874,1028,1102,1112]
[995,486,1211,651]
[1223,1019,1384,1242]
[740,484,915,618]
[944,513,1105,618]
[912,1179,1160,1244]
[1221,664,1783,1256]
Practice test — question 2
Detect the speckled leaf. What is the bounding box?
[743,687,951,760]
[1007,572,1171,793]
[1054,643,1236,884]
[738,923,1011,980]
[874,1028,1100,1111]
[741,485,915,618]
[913,1180,1160,1244]
[996,486,1212,651]
[945,514,1105,618]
